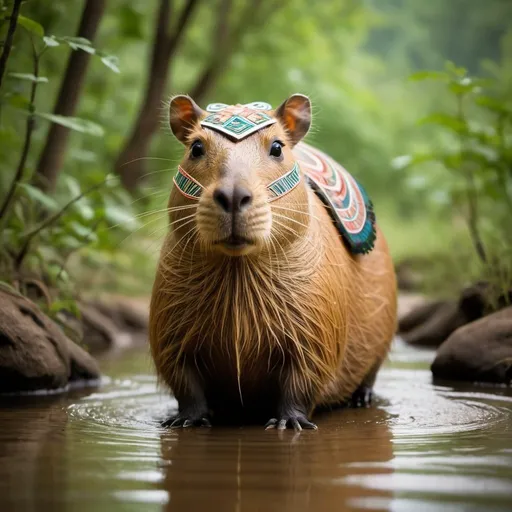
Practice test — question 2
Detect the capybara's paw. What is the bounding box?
[264,414,317,432]
[350,386,373,408]
[162,413,211,428]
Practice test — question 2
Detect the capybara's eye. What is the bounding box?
[269,140,284,158]
[190,140,205,159]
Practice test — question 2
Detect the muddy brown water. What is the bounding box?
[0,339,511,512]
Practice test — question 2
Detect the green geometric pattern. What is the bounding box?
[267,163,301,200]
[173,166,202,200]
[201,103,276,141]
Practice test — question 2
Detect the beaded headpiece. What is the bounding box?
[200,102,275,141]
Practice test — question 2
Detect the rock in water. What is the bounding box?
[398,283,491,348]
[0,290,100,393]
[431,306,512,384]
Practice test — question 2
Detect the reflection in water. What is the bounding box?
[160,407,394,512]
[0,341,510,512]
[0,393,84,511]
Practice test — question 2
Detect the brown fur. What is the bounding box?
[149,95,397,424]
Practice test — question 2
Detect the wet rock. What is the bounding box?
[398,298,447,334]
[399,300,467,347]
[431,307,512,384]
[81,297,149,351]
[0,290,100,393]
[79,303,124,353]
[87,296,149,333]
[398,282,495,348]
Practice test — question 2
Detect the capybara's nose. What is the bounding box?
[213,185,253,213]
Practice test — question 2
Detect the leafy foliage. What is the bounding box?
[394,62,512,295]
[0,0,511,318]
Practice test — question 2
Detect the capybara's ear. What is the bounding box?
[275,94,311,146]
[169,95,204,144]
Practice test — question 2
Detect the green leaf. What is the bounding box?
[104,205,138,229]
[17,16,44,37]
[418,113,467,134]
[444,61,467,77]
[57,36,95,54]
[448,77,484,96]
[99,54,120,73]
[7,94,30,110]
[43,36,60,47]
[50,299,79,317]
[58,36,92,45]
[63,175,81,198]
[71,43,95,54]
[391,153,438,170]
[35,112,104,136]
[408,70,448,82]
[18,183,58,211]
[75,200,95,221]
[68,221,95,240]
[8,72,48,83]
[59,235,85,251]
[476,95,512,115]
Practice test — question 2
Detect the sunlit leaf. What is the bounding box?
[63,176,81,198]
[74,200,95,221]
[391,153,439,170]
[104,205,138,229]
[99,54,120,73]
[57,36,92,45]
[69,221,95,240]
[43,36,60,47]
[8,72,48,83]
[56,36,95,53]
[18,183,58,211]
[448,78,483,96]
[35,112,104,136]
[17,16,44,37]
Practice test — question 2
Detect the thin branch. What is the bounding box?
[0,38,40,220]
[190,0,268,103]
[457,95,488,264]
[166,0,201,57]
[0,0,22,89]
[15,179,109,270]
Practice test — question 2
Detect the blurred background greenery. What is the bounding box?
[0,0,511,317]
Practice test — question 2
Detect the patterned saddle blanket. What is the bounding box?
[293,143,376,255]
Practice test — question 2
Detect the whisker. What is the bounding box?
[272,212,309,230]
[271,205,321,222]
[119,157,176,168]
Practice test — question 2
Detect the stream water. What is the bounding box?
[0,338,511,512]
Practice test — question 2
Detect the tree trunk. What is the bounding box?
[114,0,200,192]
[33,0,106,192]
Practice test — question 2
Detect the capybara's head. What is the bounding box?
[167,94,312,257]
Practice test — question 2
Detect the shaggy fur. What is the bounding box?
[150,95,397,426]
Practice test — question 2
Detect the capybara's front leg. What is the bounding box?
[264,365,318,432]
[162,364,211,428]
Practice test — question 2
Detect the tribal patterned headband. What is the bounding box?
[173,101,301,202]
